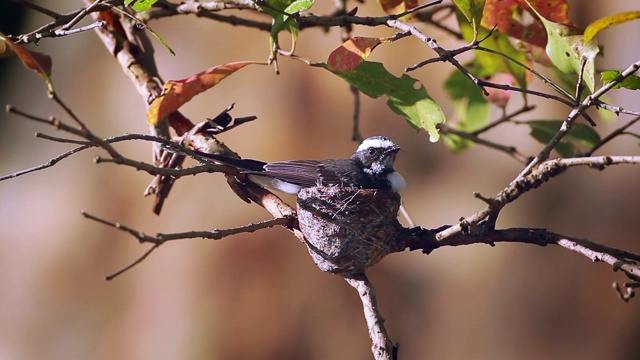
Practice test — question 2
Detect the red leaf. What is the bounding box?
[517,0,570,24]
[147,61,263,126]
[0,33,52,77]
[482,0,571,48]
[327,37,384,72]
[166,111,195,136]
[485,73,516,108]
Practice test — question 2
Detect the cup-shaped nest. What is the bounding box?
[297,186,405,276]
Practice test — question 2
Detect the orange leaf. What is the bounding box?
[377,0,418,15]
[147,61,264,126]
[517,0,570,24]
[327,37,384,72]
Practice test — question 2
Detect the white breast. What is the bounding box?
[386,171,406,193]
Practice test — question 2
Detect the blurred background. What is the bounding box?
[1,1,639,359]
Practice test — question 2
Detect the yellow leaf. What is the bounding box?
[584,11,640,42]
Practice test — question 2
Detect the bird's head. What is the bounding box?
[352,136,401,175]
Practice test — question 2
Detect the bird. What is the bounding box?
[190,136,406,195]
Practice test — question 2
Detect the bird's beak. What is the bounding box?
[384,145,401,156]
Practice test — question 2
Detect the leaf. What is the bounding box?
[0,33,54,96]
[271,0,313,38]
[453,0,486,34]
[327,37,384,72]
[525,0,599,92]
[324,61,446,142]
[526,120,601,157]
[144,25,175,56]
[258,0,291,18]
[517,0,571,23]
[485,73,516,108]
[263,0,313,56]
[457,10,530,88]
[147,61,265,126]
[443,62,490,153]
[0,38,15,58]
[124,0,158,11]
[601,70,640,90]
[481,0,571,49]
[584,11,640,42]
[377,0,419,15]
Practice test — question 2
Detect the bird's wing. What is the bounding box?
[262,159,356,187]
[316,162,352,186]
[256,160,323,187]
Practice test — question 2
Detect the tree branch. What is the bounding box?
[81,210,296,279]
[518,59,640,179]
[435,156,640,242]
[404,227,640,284]
[345,274,396,360]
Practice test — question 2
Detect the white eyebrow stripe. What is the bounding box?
[357,137,394,151]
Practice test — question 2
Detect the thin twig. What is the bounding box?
[7,102,120,158]
[156,217,294,243]
[575,57,587,102]
[35,132,91,145]
[588,116,640,155]
[53,20,106,37]
[60,0,102,31]
[471,104,536,135]
[439,124,530,163]
[388,19,488,95]
[51,93,89,129]
[7,0,61,18]
[476,79,576,108]
[0,144,88,181]
[477,46,574,101]
[106,244,160,280]
[595,100,640,117]
[81,210,295,279]
[83,210,293,244]
[1,108,226,182]
[13,0,118,43]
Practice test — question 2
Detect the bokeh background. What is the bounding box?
[1,1,640,359]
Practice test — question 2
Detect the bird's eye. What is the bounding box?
[367,148,376,156]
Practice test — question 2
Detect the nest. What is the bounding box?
[296,186,405,276]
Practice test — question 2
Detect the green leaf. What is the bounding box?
[124,0,157,11]
[324,61,445,142]
[262,0,313,56]
[526,120,601,157]
[452,0,486,34]
[601,70,640,90]
[525,0,599,92]
[584,11,640,42]
[443,62,490,153]
[271,0,313,37]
